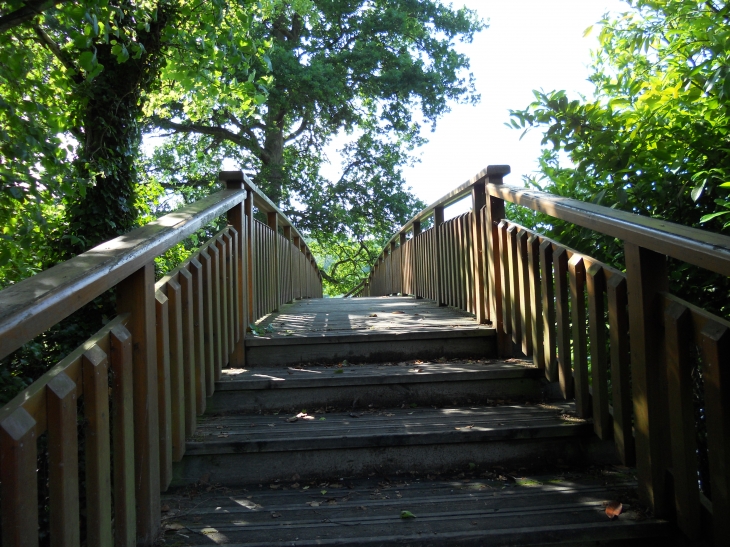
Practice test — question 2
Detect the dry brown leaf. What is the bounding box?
[161,504,170,512]
[307,501,320,507]
[270,484,280,489]
[605,500,623,519]
[369,313,378,317]
[271,512,282,518]
[287,416,298,423]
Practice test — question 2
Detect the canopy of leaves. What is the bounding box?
[509,0,730,315]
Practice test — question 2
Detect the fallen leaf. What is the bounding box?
[217,434,229,438]
[605,501,623,519]
[271,512,282,518]
[321,490,327,495]
[391,310,405,314]
[369,313,378,317]
[292,483,300,488]
[302,486,310,490]
[400,510,416,519]
[287,417,298,423]
[334,369,344,374]
[161,504,170,512]
[270,484,280,489]
[292,473,300,481]
[199,473,211,484]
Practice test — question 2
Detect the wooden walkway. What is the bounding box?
[254,297,488,338]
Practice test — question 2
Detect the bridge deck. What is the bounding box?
[254,296,487,338]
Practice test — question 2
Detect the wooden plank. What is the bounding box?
[701,320,730,546]
[166,279,186,462]
[109,325,136,547]
[222,232,235,359]
[215,235,230,363]
[225,181,246,366]
[178,267,197,434]
[569,254,589,417]
[586,263,611,440]
[0,406,38,547]
[116,263,160,544]
[46,372,80,547]
[517,229,532,356]
[245,191,255,325]
[0,189,245,361]
[188,258,208,412]
[209,242,224,379]
[471,184,487,323]
[663,301,701,540]
[198,249,216,396]
[539,240,557,381]
[606,275,635,466]
[434,206,445,305]
[82,345,113,547]
[553,246,572,398]
[486,182,730,277]
[506,224,521,348]
[625,243,669,514]
[154,291,173,491]
[498,221,512,349]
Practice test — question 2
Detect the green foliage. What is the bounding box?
[509,0,730,316]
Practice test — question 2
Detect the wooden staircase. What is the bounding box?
[161,297,672,546]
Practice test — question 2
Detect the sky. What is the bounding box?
[320,0,629,218]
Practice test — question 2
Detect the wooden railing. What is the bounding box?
[358,165,730,546]
[0,171,321,546]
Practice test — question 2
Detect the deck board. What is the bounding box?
[253,297,486,338]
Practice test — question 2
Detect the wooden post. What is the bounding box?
[471,181,487,323]
[243,184,255,325]
[434,206,445,305]
[625,243,670,516]
[485,165,511,356]
[399,235,406,295]
[412,221,422,298]
[220,173,247,367]
[267,212,279,309]
[116,263,160,545]
[284,226,293,303]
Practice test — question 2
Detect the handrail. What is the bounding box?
[0,189,245,361]
[359,164,730,546]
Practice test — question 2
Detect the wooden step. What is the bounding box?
[245,328,497,367]
[161,470,672,546]
[173,403,613,486]
[209,360,544,414]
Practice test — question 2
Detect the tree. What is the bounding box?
[509,0,730,315]
[149,0,484,292]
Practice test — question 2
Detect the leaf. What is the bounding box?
[691,182,705,202]
[400,510,416,519]
[605,500,623,519]
[583,25,593,37]
[321,490,327,495]
[700,211,730,223]
[334,369,344,374]
[78,51,96,72]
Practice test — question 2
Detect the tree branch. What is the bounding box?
[31,23,82,83]
[284,117,309,143]
[0,0,70,33]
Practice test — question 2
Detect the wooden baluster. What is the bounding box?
[1,407,38,547]
[527,234,544,370]
[607,275,635,466]
[517,230,533,357]
[413,221,421,298]
[116,262,160,543]
[189,257,209,408]
[498,220,512,353]
[166,280,185,462]
[47,372,80,547]
[178,268,197,432]
[485,166,510,354]
[506,224,521,350]
[586,264,610,439]
[456,219,465,310]
[471,182,487,322]
[465,215,475,313]
[244,189,255,325]
[625,243,669,514]
[285,227,294,302]
[400,233,407,295]
[82,345,113,545]
[268,212,280,310]
[539,240,557,381]
[110,324,137,547]
[209,241,224,378]
[554,247,573,399]
[447,222,455,306]
[434,206,445,305]
[154,291,173,490]
[222,174,246,364]
[215,236,230,365]
[222,231,235,357]
[664,302,700,540]
[701,320,730,546]
[569,254,589,417]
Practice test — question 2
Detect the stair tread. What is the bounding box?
[216,359,539,390]
[187,403,589,454]
[161,470,668,546]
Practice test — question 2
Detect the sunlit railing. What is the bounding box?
[358,164,730,546]
[0,171,321,546]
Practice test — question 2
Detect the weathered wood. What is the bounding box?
[0,189,245,361]
[178,267,197,433]
[154,291,173,491]
[498,221,512,354]
[553,247,572,399]
[245,189,255,324]
[539,240,557,382]
[625,243,669,514]
[224,178,246,366]
[215,235,230,363]
[701,320,730,546]
[569,254,589,417]
[109,324,137,547]
[434,206,445,306]
[198,249,216,396]
[586,263,611,440]
[209,242,224,379]
[506,224,521,348]
[188,258,208,411]
[471,183,487,322]
[0,406,38,547]
[116,263,160,544]
[486,182,730,277]
[527,234,543,370]
[516,230,532,357]
[46,372,80,547]
[663,301,701,540]
[82,345,113,547]
[166,279,186,462]
[268,212,280,311]
[606,275,635,466]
